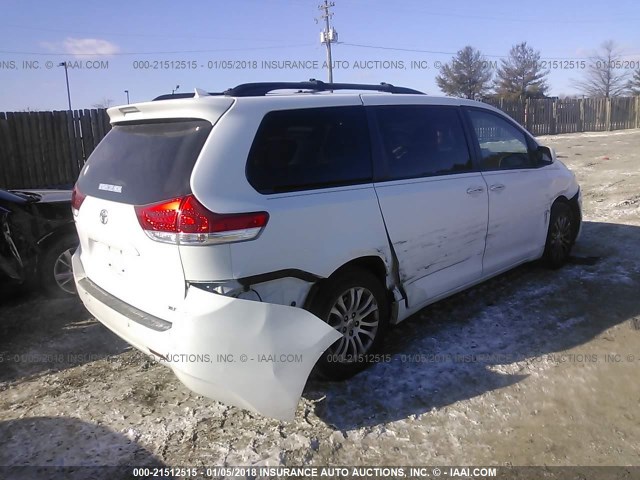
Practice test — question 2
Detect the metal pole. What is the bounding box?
[125,90,130,104]
[60,62,72,112]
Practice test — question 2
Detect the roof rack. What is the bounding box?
[223,79,424,96]
[152,79,423,101]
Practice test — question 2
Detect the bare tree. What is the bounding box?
[573,41,630,97]
[436,46,494,100]
[628,69,640,95]
[494,42,549,99]
[92,98,114,109]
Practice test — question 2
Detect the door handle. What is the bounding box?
[466,186,485,194]
[490,184,506,192]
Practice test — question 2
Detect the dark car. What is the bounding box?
[0,188,78,296]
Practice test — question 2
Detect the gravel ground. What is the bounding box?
[1,129,639,477]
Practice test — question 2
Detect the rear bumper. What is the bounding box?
[72,251,340,421]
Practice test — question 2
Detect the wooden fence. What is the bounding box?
[0,109,110,190]
[1,96,639,189]
[483,96,640,136]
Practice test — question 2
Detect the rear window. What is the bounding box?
[246,106,372,194]
[373,105,473,181]
[76,119,212,205]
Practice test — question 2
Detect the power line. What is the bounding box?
[335,0,639,24]
[1,23,288,43]
[0,44,316,56]
[340,42,640,60]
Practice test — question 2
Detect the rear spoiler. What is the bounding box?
[106,96,235,125]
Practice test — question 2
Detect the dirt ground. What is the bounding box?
[1,129,639,476]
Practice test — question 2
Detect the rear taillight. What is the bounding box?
[135,195,269,245]
[71,185,86,216]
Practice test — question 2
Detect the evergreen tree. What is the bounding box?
[494,42,549,99]
[629,69,640,95]
[435,46,493,100]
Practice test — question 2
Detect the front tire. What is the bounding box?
[543,202,575,269]
[309,268,389,380]
[39,233,78,297]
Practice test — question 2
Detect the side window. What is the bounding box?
[246,106,372,194]
[373,105,472,181]
[467,109,533,170]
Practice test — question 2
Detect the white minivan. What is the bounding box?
[72,81,581,420]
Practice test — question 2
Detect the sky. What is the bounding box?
[1,0,639,111]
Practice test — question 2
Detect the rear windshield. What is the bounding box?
[76,119,212,205]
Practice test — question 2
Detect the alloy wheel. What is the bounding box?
[326,286,379,361]
[550,214,572,263]
[53,248,76,294]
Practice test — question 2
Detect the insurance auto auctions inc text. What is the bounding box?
[129,59,464,71]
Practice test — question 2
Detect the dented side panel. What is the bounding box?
[249,277,313,308]
[374,173,489,308]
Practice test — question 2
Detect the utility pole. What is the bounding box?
[318,0,337,83]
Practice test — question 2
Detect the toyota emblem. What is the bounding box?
[99,209,109,225]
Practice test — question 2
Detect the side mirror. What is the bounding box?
[536,145,555,165]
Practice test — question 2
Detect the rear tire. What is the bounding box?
[39,233,78,297]
[309,267,389,381]
[543,202,575,269]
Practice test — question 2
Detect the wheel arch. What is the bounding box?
[36,223,78,270]
[303,254,397,315]
[38,223,78,250]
